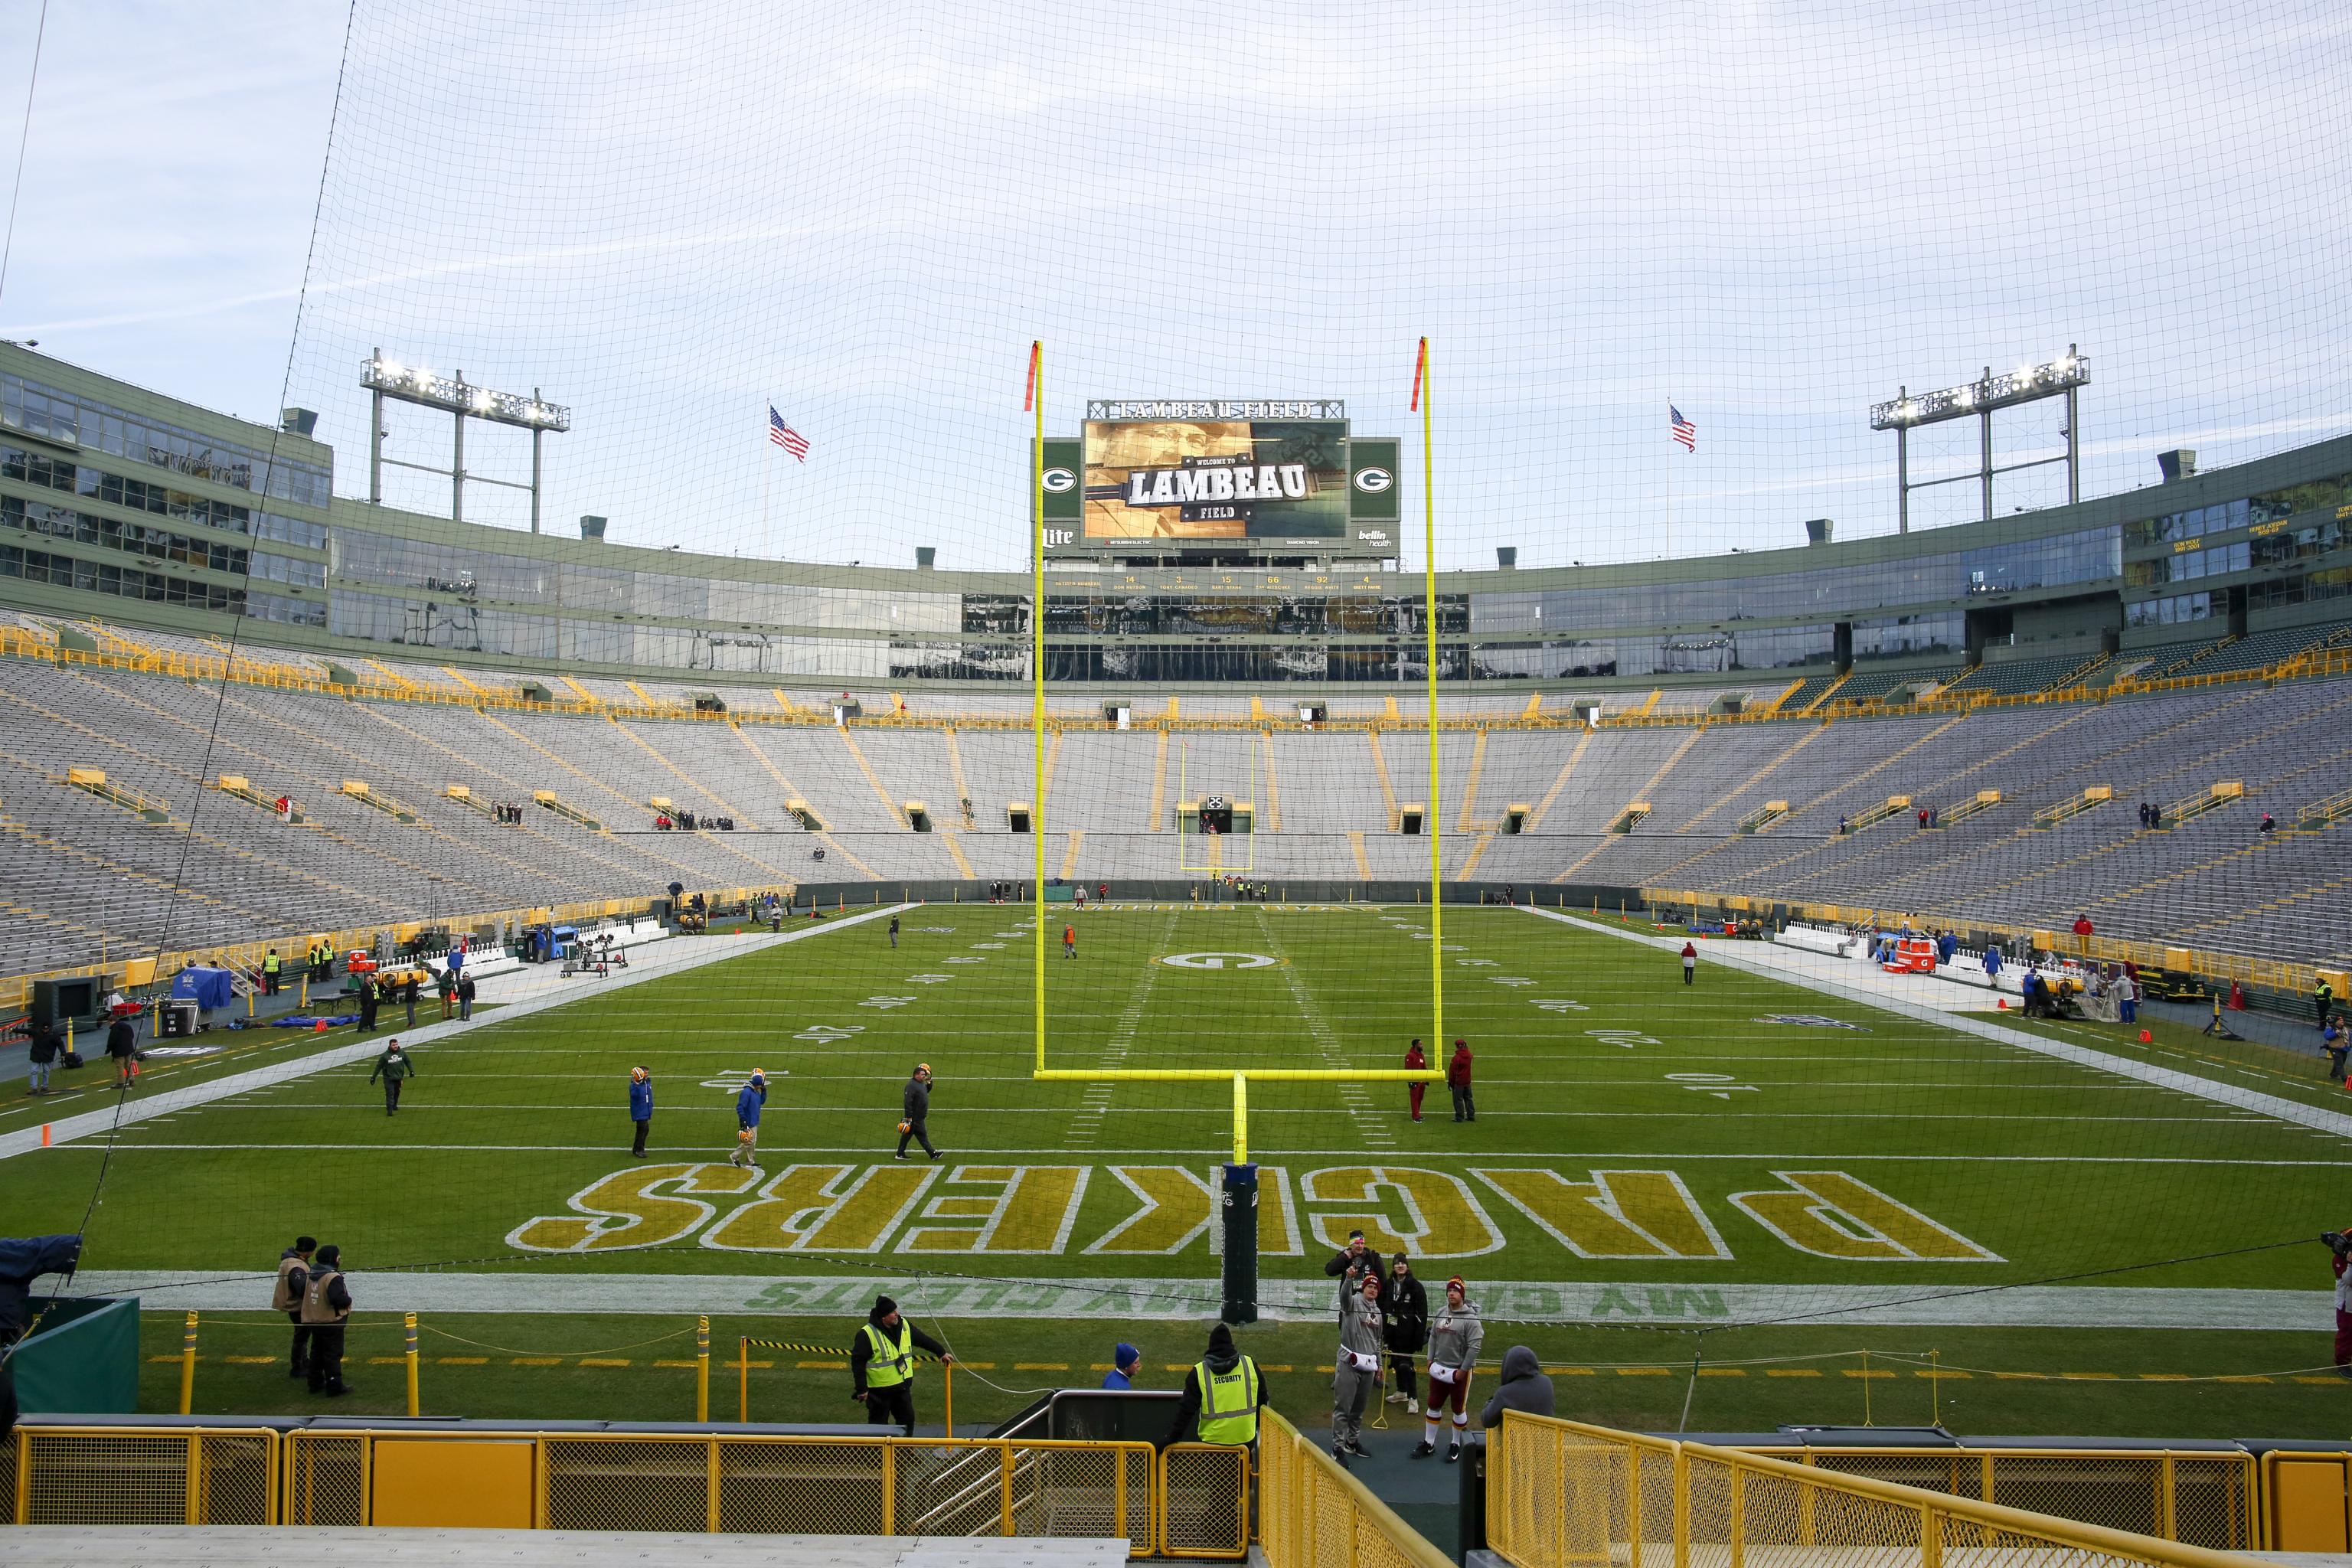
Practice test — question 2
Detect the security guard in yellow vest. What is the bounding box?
[849,1295,952,1435]
[261,949,283,995]
[298,1244,354,1396]
[1166,1323,1265,1449]
[270,1235,316,1380]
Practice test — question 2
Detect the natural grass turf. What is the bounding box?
[143,1310,2352,1439]
[4,903,2341,1323]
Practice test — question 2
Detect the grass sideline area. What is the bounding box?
[4,901,2346,1433]
[140,1312,2352,1437]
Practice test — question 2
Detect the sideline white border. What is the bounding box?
[1517,903,2352,1139]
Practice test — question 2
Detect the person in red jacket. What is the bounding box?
[1446,1040,1475,1122]
[2073,914,2095,953]
[1404,1039,1429,1122]
[1681,941,1698,985]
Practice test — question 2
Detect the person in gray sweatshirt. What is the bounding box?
[1415,1275,1484,1461]
[1331,1271,1385,1465]
[1480,1344,1556,1428]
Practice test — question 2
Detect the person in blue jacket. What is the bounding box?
[629,1067,654,1158]
[730,1069,767,1168]
[1102,1341,1142,1390]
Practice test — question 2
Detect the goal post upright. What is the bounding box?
[1416,336,1443,1053]
[1027,339,1047,1077]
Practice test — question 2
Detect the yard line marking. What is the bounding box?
[1064,910,1179,1148]
[1253,907,1397,1146]
[0,907,910,1163]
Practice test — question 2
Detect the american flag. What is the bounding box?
[769,406,809,462]
[1669,406,1697,452]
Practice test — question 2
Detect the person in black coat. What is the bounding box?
[896,1064,939,1160]
[1381,1253,1430,1413]
[24,1021,61,1096]
[1322,1230,1384,1315]
[105,1014,139,1089]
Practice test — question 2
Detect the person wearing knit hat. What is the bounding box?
[730,1069,767,1168]
[1165,1322,1266,1450]
[1416,1275,1484,1462]
[850,1293,952,1436]
[1331,1270,1385,1465]
[1102,1341,1144,1390]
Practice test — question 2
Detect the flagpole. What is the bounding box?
[1664,409,1673,560]
[760,414,774,557]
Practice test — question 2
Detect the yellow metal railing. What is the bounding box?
[1740,1446,2258,1551]
[8,1425,280,1526]
[1488,1415,2268,1568]
[1259,1407,1453,1568]
[8,1423,1164,1549]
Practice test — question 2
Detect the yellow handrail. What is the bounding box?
[1258,1408,1452,1568]
[1488,1413,2268,1568]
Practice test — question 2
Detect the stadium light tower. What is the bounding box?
[363,351,571,531]
[1870,346,2086,531]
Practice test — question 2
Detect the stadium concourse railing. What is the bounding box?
[2,1421,1230,1553]
[0,893,671,1014]
[1485,1415,2277,1568]
[1641,887,2335,1001]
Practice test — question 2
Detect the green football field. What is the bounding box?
[1,901,2339,1315]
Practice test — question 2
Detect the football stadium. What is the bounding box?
[1,0,2350,1561]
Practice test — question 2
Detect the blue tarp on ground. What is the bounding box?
[168,965,237,1010]
[273,1014,360,1027]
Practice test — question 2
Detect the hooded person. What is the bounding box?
[1480,1345,1557,1428]
[1165,1321,1266,1449]
[850,1293,951,1435]
[1446,1040,1475,1122]
[1415,1275,1484,1462]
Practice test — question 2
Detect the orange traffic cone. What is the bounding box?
[314,1019,328,1033]
[1995,998,2007,1010]
[2138,1029,2153,1043]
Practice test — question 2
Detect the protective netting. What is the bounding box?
[0,0,2347,1374]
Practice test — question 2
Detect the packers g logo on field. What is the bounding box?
[1352,466,1393,494]
[1161,952,1277,970]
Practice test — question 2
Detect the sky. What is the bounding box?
[1,0,2347,572]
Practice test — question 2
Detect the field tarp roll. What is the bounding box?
[14,1295,140,1415]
